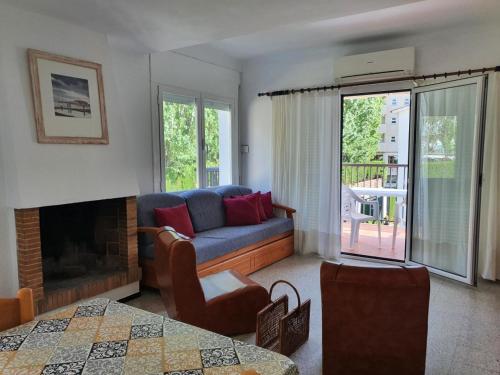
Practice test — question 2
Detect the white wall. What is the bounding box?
[0,3,150,295]
[150,50,241,191]
[240,22,500,191]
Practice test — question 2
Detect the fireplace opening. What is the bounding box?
[40,199,125,291]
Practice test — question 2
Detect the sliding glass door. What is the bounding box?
[407,77,485,284]
[159,87,234,192]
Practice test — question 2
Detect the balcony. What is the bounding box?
[341,163,408,261]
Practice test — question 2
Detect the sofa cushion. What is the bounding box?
[154,204,195,238]
[137,193,186,248]
[224,195,261,226]
[261,191,274,219]
[214,185,252,198]
[180,190,225,232]
[192,217,294,263]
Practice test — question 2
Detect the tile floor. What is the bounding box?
[126,255,500,375]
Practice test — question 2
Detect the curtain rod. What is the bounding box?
[257,65,500,97]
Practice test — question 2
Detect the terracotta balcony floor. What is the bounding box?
[341,221,406,261]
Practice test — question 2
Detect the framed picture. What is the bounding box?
[28,49,109,144]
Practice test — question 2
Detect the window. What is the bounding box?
[404,98,410,105]
[159,88,234,192]
[391,98,397,105]
[391,117,397,124]
[391,136,396,142]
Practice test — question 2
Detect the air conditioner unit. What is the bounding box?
[334,47,415,84]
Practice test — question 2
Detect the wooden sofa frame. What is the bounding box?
[138,204,296,289]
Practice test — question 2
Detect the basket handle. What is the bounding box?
[269,280,301,308]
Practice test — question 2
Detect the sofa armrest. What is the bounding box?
[272,203,296,219]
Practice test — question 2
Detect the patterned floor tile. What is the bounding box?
[0,335,27,352]
[96,326,131,342]
[88,340,128,360]
[201,347,240,368]
[100,315,133,328]
[20,332,63,349]
[164,350,202,371]
[6,348,54,368]
[47,344,92,365]
[42,360,86,375]
[33,319,71,334]
[164,335,199,352]
[67,317,102,331]
[131,324,163,339]
[127,337,163,356]
[59,329,98,347]
[82,357,125,375]
[124,353,163,374]
[74,305,107,318]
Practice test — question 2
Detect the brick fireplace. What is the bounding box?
[14,196,138,313]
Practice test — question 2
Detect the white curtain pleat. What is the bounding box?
[272,91,341,258]
[479,73,500,280]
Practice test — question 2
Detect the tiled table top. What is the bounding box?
[0,298,299,375]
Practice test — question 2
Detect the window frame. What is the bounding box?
[156,84,237,192]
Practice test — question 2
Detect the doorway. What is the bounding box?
[340,91,411,261]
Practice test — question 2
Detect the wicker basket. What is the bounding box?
[256,280,310,356]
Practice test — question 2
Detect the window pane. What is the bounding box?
[162,96,198,192]
[203,101,232,187]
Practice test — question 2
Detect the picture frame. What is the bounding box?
[28,49,109,144]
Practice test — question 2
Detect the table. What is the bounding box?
[351,187,407,198]
[0,298,298,375]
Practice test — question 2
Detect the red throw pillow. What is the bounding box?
[261,191,274,218]
[154,204,195,238]
[224,195,261,226]
[237,192,267,221]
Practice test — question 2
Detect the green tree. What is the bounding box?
[162,103,221,191]
[342,96,385,163]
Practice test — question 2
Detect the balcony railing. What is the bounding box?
[342,163,408,190]
[206,167,220,187]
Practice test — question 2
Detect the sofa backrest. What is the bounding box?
[137,184,253,237]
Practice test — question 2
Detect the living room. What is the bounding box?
[0,1,499,374]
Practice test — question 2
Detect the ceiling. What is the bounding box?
[2,0,419,52]
[3,0,499,59]
[207,0,500,59]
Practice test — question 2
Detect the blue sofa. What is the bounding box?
[137,185,295,288]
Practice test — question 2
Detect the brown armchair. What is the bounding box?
[0,288,35,331]
[154,228,270,336]
[320,261,430,375]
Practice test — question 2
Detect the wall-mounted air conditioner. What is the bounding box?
[334,47,415,84]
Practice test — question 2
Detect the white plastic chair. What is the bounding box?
[392,198,406,250]
[341,185,381,249]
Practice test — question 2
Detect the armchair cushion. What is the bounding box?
[200,270,247,301]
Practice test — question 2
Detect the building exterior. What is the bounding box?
[377,92,411,164]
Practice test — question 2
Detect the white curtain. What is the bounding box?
[272,91,341,258]
[479,73,500,280]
